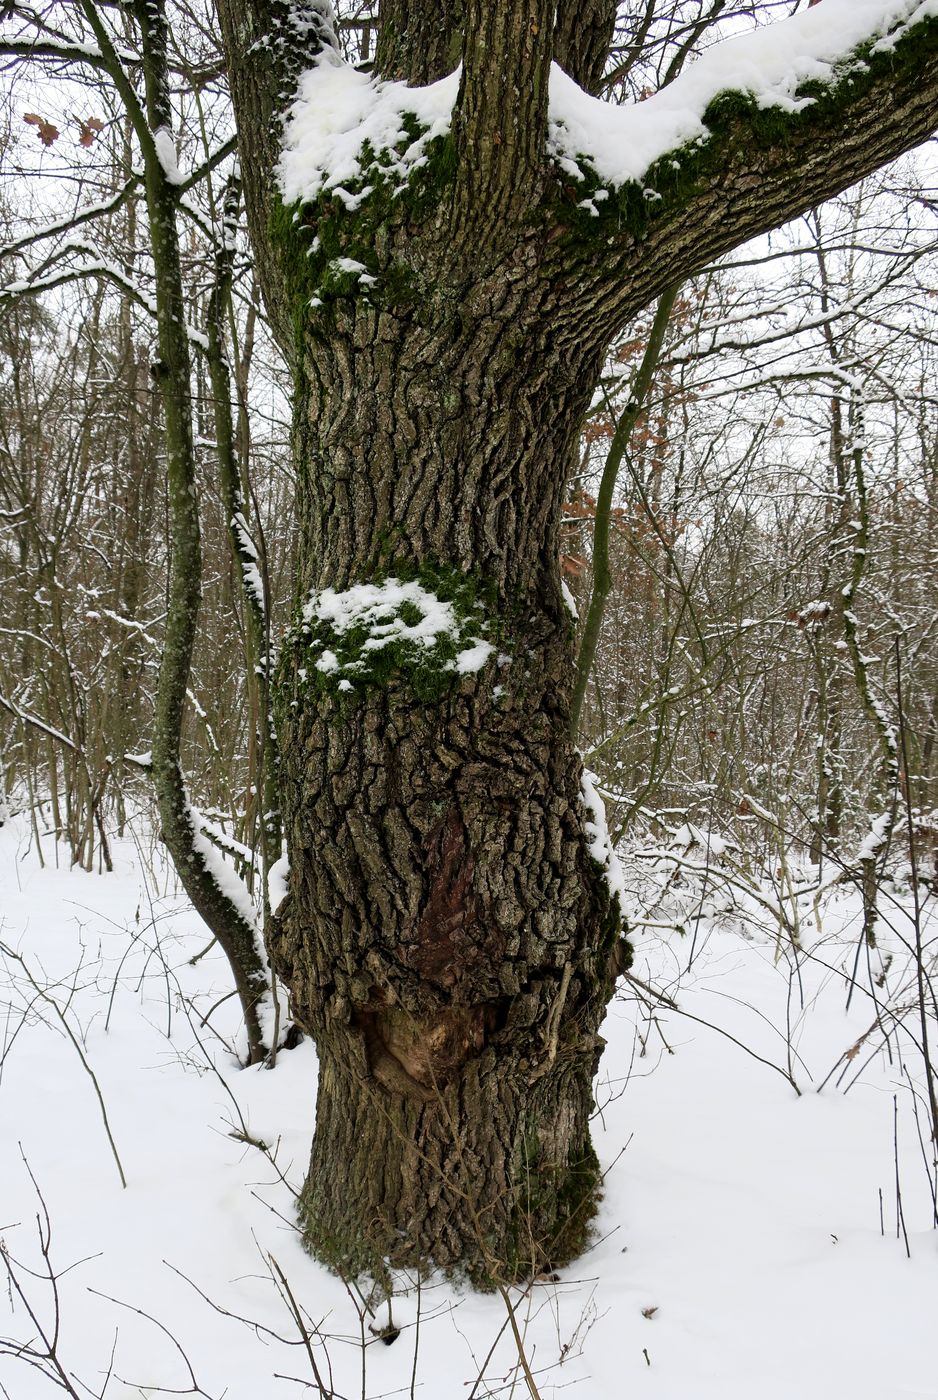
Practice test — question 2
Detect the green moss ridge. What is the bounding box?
[504,1130,602,1281]
[270,122,457,319]
[280,562,503,706]
[551,14,938,243]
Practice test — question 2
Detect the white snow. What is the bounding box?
[267,851,290,916]
[303,578,493,677]
[330,256,376,284]
[858,810,892,862]
[547,0,938,189]
[152,126,184,186]
[315,647,340,672]
[278,52,459,207]
[278,2,937,209]
[581,766,626,907]
[2,814,936,1399]
[452,639,493,674]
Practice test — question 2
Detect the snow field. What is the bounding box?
[1,815,936,1398]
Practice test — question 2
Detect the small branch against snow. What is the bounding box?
[0,945,127,1187]
[0,253,210,352]
[0,691,78,752]
[177,134,238,195]
[0,34,133,70]
[0,178,141,261]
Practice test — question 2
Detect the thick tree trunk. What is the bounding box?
[214,0,938,1285]
[268,214,624,1281]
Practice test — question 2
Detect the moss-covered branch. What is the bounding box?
[567,11,938,328]
[132,0,268,1063]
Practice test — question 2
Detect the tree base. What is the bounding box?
[298,1035,604,1289]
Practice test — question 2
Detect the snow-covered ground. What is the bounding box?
[1,815,936,1399]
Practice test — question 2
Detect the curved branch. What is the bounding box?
[571,282,679,733]
[0,179,141,261]
[128,0,269,1062]
[558,5,938,335]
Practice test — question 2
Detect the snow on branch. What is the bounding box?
[580,768,626,910]
[278,1,937,209]
[0,179,141,261]
[184,798,262,939]
[0,253,209,353]
[278,52,459,207]
[547,0,938,192]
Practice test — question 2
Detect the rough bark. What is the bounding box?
[271,213,622,1279]
[374,0,464,83]
[216,0,335,351]
[216,0,938,1281]
[553,0,618,93]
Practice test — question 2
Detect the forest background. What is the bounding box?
[1,2,937,1393]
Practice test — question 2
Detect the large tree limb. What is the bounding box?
[452,0,555,229]
[215,0,336,346]
[563,8,938,337]
[553,0,618,93]
[374,0,464,83]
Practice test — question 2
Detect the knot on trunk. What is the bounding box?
[356,999,496,1099]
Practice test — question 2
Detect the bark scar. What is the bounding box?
[355,1001,492,1097]
[407,803,505,988]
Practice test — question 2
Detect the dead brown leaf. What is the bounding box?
[77,116,105,148]
[23,113,60,147]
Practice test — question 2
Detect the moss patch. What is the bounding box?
[270,121,458,341]
[277,561,503,709]
[502,1129,603,1284]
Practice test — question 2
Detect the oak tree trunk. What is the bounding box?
[270,219,623,1282]
[215,0,938,1284]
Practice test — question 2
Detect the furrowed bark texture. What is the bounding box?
[218,0,938,1281]
[374,0,464,83]
[553,0,618,92]
[272,225,622,1280]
